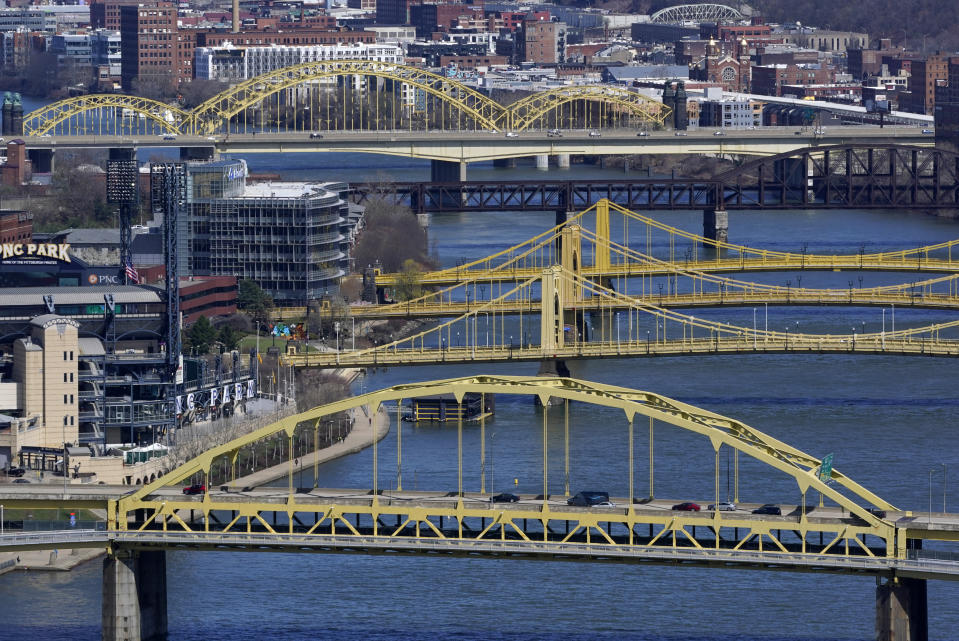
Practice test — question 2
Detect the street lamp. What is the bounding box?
[752,307,757,349]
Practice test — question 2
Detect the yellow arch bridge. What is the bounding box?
[22,61,670,137]
[0,376,955,639]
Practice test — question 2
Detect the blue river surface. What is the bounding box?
[2,145,959,640]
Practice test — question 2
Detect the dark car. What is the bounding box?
[492,492,519,503]
[567,491,610,507]
[672,502,700,511]
[12,478,30,484]
[309,132,323,139]
[752,504,782,515]
[6,466,25,478]
[182,484,206,495]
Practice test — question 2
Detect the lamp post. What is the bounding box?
[941,463,947,512]
[752,307,757,349]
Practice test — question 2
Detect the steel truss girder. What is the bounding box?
[720,144,959,210]
[505,85,672,131]
[115,375,898,560]
[23,95,189,136]
[650,3,744,23]
[186,60,508,135]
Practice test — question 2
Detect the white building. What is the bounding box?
[698,92,762,129]
[195,42,404,82]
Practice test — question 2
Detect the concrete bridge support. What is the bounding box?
[430,159,467,182]
[555,153,570,169]
[703,208,729,243]
[876,577,927,641]
[535,154,549,170]
[27,148,54,173]
[102,548,168,641]
[180,146,216,162]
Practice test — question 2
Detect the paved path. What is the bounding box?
[225,403,390,489]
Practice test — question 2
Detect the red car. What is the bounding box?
[182,484,206,495]
[672,502,701,511]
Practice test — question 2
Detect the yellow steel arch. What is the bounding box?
[117,375,895,537]
[505,85,671,131]
[186,59,508,135]
[23,94,189,136]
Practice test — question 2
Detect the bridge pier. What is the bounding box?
[535,154,549,170]
[430,159,467,182]
[703,208,729,244]
[180,146,216,162]
[876,577,927,641]
[27,147,54,173]
[102,548,168,641]
[555,153,570,169]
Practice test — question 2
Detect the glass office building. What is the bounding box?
[183,160,348,304]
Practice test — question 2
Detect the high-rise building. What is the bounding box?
[900,54,949,115]
[180,160,352,305]
[516,18,566,64]
[119,2,178,92]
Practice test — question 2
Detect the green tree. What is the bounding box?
[187,316,217,355]
[217,325,242,352]
[238,279,274,324]
[393,259,424,301]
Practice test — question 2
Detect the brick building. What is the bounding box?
[516,18,566,64]
[0,210,31,244]
[751,63,833,97]
[119,2,179,91]
[899,53,949,115]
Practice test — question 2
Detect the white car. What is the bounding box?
[588,130,602,137]
[713,130,725,136]
[593,501,617,507]
[922,129,934,134]
[505,132,519,138]
[674,131,688,136]
[636,131,650,137]
[709,502,737,511]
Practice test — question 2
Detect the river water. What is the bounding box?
[2,141,959,639]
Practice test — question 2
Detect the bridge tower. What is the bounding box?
[102,548,167,641]
[876,576,928,641]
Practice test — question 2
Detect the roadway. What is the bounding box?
[340,290,959,321]
[282,335,959,369]
[20,126,932,163]
[376,258,959,289]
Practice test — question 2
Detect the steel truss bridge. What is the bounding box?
[350,144,959,213]
[276,197,959,368]
[1,375,957,572]
[1,376,955,639]
[22,61,670,137]
[650,3,744,23]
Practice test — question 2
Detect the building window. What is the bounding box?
[64,394,68,404]
[64,416,68,425]
[63,351,68,361]
[70,394,74,404]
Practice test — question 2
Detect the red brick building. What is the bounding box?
[0,140,31,187]
[900,54,949,115]
[180,276,238,324]
[0,210,32,244]
[751,63,833,97]
[119,2,180,92]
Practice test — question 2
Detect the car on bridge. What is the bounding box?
[922,129,934,134]
[505,132,519,138]
[547,129,562,137]
[492,492,519,503]
[752,504,782,515]
[637,131,649,137]
[708,501,736,511]
[162,134,176,141]
[713,130,725,136]
[182,484,206,495]
[5,466,24,478]
[567,491,610,506]
[672,501,700,511]
[589,131,602,137]
[12,478,30,484]
[309,132,324,139]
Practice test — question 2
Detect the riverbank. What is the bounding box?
[226,401,390,488]
[0,547,103,576]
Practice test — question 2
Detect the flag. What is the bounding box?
[124,259,139,284]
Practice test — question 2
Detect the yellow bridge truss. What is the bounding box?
[504,85,671,131]
[23,94,190,137]
[24,61,670,136]
[377,199,959,288]
[112,375,907,562]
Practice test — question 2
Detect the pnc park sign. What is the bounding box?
[1,243,72,262]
